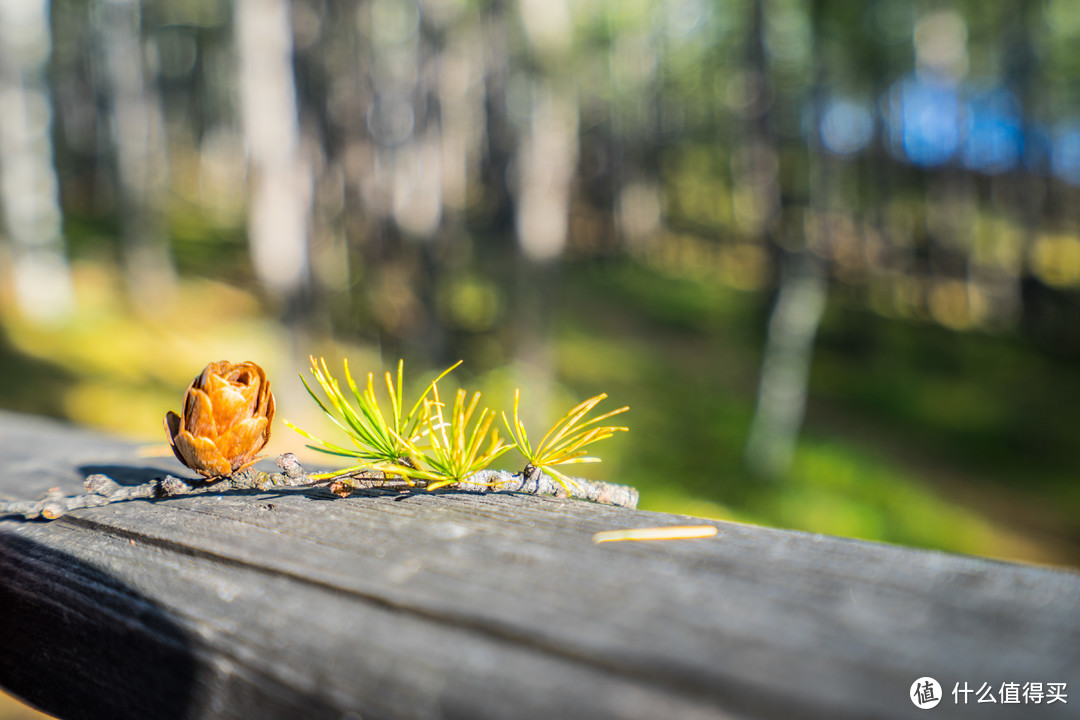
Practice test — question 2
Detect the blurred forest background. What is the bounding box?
[2,0,1080,579]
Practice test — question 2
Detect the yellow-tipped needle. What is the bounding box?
[592,525,718,543]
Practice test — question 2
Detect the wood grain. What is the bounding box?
[0,410,1077,719]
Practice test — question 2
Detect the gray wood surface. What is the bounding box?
[0,409,1077,720]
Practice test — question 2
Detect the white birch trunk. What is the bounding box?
[515,0,576,262]
[514,83,578,262]
[744,252,828,479]
[95,0,175,308]
[0,0,74,321]
[510,0,578,426]
[437,21,484,215]
[235,0,311,296]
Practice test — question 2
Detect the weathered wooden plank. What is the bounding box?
[0,410,1078,719]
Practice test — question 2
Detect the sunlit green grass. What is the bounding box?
[557,260,1080,567]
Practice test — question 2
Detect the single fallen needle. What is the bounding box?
[592,525,719,544]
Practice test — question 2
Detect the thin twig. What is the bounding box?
[0,453,639,521]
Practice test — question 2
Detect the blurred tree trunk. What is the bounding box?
[511,0,578,424]
[94,0,176,311]
[234,0,317,418]
[434,8,493,366]
[400,2,448,362]
[333,0,447,362]
[235,0,313,310]
[997,0,1038,331]
[613,20,661,254]
[514,85,578,265]
[472,0,519,369]
[744,0,828,480]
[478,0,516,240]
[513,79,578,418]
[744,252,827,479]
[0,0,74,322]
[436,13,483,225]
[289,0,345,340]
[320,0,378,340]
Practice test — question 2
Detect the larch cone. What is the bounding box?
[164,361,276,477]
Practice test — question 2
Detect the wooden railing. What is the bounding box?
[0,410,1076,719]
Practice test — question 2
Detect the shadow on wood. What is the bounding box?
[79,465,177,487]
[0,532,197,720]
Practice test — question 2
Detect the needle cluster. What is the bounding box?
[286,357,628,494]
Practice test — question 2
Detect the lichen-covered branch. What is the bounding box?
[454,468,639,509]
[270,458,639,509]
[0,453,639,521]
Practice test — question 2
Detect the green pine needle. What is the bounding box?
[287,356,628,494]
[502,389,629,492]
[284,356,461,475]
[388,382,512,490]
